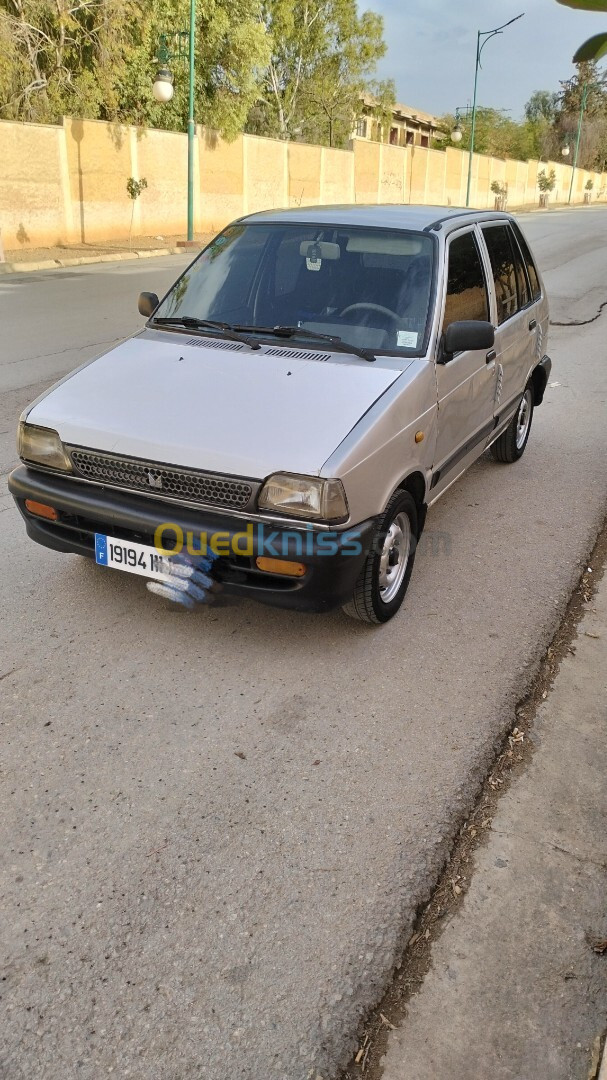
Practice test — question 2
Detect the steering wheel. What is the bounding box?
[339,302,400,324]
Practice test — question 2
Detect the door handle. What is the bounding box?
[528,318,537,331]
[486,350,497,364]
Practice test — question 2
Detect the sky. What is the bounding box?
[369,0,607,121]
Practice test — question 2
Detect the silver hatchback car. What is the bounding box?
[10,205,550,623]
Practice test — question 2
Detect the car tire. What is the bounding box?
[490,385,534,463]
[343,490,418,624]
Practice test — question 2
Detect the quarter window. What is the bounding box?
[482,225,520,325]
[443,231,489,332]
[510,221,541,301]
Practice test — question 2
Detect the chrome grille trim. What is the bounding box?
[67,447,256,511]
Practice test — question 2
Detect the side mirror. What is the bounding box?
[442,320,495,360]
[138,291,159,318]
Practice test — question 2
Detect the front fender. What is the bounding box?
[321,362,437,522]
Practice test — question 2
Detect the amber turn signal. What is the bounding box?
[256,557,306,577]
[25,499,58,521]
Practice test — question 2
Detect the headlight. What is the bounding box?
[18,422,72,472]
[258,473,348,523]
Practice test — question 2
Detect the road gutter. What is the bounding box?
[0,246,185,275]
[339,514,607,1080]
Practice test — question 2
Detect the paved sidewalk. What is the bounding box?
[0,233,213,274]
[381,566,607,1080]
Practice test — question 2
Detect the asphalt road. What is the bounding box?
[1,208,607,1080]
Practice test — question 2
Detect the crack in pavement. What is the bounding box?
[551,299,607,327]
[491,827,607,871]
[3,335,124,367]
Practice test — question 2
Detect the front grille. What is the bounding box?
[68,448,254,510]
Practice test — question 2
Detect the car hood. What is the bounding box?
[27,333,407,479]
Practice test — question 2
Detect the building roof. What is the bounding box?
[360,95,439,129]
[392,102,439,127]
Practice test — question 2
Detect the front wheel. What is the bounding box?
[343,490,418,624]
[490,385,534,463]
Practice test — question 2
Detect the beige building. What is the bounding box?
[355,96,441,148]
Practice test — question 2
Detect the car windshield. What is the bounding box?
[153,223,436,356]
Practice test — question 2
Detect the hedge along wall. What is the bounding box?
[1,116,606,250]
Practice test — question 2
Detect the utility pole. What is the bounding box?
[568,82,589,204]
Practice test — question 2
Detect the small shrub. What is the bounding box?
[126,177,148,245]
[490,179,507,210]
[537,168,556,193]
[127,177,148,201]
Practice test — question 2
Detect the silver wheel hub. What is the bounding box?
[378,512,411,604]
[516,389,533,450]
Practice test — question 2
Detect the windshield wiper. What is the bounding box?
[235,324,376,362]
[152,316,261,351]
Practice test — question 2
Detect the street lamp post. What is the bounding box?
[186,0,196,242]
[153,0,197,243]
[465,13,525,208]
[568,83,589,204]
[451,105,473,143]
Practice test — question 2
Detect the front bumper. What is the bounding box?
[9,466,376,613]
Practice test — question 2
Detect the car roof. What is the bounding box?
[237,203,512,233]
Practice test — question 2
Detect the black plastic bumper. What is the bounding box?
[9,466,376,613]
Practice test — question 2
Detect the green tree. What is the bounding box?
[559,60,607,114]
[436,108,542,159]
[0,0,129,122]
[525,90,560,123]
[248,0,389,146]
[0,0,271,138]
[113,0,271,137]
[557,61,607,168]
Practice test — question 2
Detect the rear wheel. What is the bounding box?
[490,385,534,463]
[343,490,418,624]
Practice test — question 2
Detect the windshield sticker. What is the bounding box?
[397,330,418,348]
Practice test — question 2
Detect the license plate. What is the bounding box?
[95,534,172,581]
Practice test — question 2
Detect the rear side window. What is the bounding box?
[482,225,520,325]
[443,231,489,331]
[508,226,530,309]
[510,221,541,301]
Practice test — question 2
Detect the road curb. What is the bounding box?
[0,246,185,275]
[598,1037,607,1080]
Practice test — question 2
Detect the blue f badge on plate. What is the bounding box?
[95,534,108,565]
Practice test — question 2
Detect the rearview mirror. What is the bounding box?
[442,320,495,358]
[138,291,159,318]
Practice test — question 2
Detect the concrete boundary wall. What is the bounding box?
[1,116,606,250]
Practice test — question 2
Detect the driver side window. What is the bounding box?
[443,231,489,333]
